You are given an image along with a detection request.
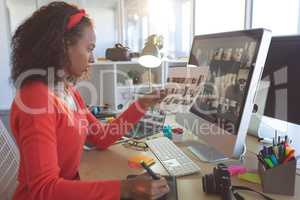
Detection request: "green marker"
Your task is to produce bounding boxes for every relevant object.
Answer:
[264,157,274,168]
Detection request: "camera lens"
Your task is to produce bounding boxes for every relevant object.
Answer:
[202,174,217,194]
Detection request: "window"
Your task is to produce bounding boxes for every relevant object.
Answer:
[252,0,300,36]
[195,0,245,35]
[124,0,193,58]
[123,0,148,52]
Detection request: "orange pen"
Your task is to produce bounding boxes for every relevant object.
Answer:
[283,149,295,164]
[285,146,293,156]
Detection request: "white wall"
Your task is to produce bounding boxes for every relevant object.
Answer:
[37,0,82,7]
[37,0,118,57]
[7,0,118,58]
[0,0,14,110]
[87,6,117,57]
[7,0,36,34]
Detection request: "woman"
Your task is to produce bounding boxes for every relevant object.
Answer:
[10,2,169,200]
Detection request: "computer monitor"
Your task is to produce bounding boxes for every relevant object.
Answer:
[249,36,300,148]
[176,29,271,162]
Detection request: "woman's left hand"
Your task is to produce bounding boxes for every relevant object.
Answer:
[137,89,167,110]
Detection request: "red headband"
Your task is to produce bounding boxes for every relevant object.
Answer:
[66,9,86,30]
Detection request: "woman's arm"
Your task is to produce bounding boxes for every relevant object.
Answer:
[73,89,166,150]
[84,100,146,150]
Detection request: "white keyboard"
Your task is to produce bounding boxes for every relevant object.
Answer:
[146,137,201,177]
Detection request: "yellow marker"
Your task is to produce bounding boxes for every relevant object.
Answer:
[128,155,155,169]
[238,172,261,185]
[106,117,115,123]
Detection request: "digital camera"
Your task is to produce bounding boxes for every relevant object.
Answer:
[202,163,233,200]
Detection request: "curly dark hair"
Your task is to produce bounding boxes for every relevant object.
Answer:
[11,1,93,87]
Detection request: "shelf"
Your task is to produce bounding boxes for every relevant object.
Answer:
[79,60,173,111]
[116,84,162,89]
[92,58,186,66]
[91,60,140,65]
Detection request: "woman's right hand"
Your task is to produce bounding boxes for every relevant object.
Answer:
[137,89,167,110]
[121,174,170,200]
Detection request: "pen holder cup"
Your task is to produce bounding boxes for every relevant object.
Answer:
[258,158,296,196]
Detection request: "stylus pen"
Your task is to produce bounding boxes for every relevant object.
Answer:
[140,161,160,180]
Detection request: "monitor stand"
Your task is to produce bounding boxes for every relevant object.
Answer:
[186,140,228,163]
[175,112,230,163]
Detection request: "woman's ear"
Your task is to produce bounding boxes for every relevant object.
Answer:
[65,38,76,60]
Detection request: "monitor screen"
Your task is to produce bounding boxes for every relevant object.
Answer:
[189,30,264,135]
[261,36,300,125]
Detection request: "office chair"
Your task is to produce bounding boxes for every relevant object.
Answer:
[0,119,19,200]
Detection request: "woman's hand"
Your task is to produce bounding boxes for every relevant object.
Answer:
[121,174,170,200]
[137,89,167,110]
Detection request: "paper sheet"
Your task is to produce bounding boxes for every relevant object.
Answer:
[159,67,209,113]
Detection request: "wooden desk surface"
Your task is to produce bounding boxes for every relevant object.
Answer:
[79,117,300,200]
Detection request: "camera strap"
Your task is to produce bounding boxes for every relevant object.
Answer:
[232,185,276,200]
